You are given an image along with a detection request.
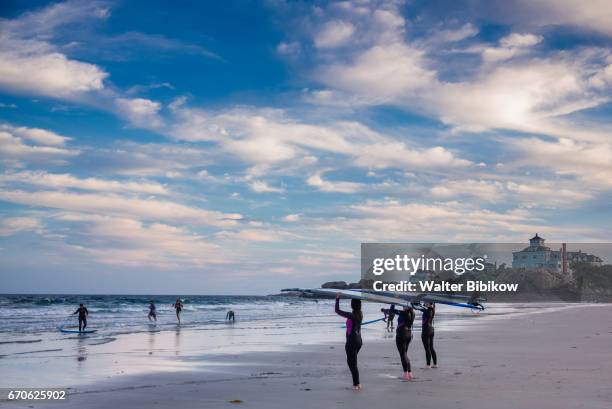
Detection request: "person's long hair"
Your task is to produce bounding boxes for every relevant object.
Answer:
[351,299,363,322]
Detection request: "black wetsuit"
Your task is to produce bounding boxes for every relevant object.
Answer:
[148,303,157,320]
[226,310,235,322]
[335,298,362,386]
[73,306,88,332]
[421,306,437,366]
[384,306,396,330]
[395,308,414,372]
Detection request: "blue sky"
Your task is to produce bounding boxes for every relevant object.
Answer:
[0,0,611,294]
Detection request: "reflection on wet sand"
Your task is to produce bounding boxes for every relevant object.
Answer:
[148,328,156,356]
[76,335,87,364]
[174,325,181,356]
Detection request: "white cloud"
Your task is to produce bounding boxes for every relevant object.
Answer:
[306,172,364,193]
[277,41,301,55]
[431,23,479,43]
[215,228,293,242]
[283,213,301,222]
[2,125,71,146]
[482,33,543,62]
[115,98,163,128]
[169,106,471,172]
[0,190,242,227]
[249,180,285,193]
[318,199,588,242]
[0,1,109,98]
[0,171,169,195]
[0,217,42,236]
[0,128,78,165]
[319,43,435,101]
[514,0,612,37]
[55,214,226,268]
[507,136,612,188]
[430,179,505,202]
[314,20,355,48]
[429,177,594,206]
[0,48,107,97]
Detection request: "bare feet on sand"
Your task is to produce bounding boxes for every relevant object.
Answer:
[402,372,413,380]
[352,384,362,391]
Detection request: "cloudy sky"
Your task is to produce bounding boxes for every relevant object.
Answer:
[0,0,611,294]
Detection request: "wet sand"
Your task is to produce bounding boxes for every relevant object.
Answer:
[3,304,612,409]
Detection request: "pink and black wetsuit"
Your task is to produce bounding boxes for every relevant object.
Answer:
[335,298,362,386]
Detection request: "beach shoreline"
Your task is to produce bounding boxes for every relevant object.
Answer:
[2,303,611,409]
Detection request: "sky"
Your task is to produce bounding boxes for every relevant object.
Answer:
[0,0,611,294]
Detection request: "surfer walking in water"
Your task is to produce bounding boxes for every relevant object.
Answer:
[335,293,363,390]
[173,298,183,324]
[414,302,437,368]
[395,305,415,380]
[381,304,397,332]
[148,301,157,322]
[73,303,89,333]
[225,310,235,322]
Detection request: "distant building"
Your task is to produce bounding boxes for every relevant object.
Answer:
[566,250,603,266]
[512,234,603,273]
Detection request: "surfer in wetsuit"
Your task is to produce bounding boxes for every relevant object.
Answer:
[335,294,363,390]
[381,304,397,332]
[225,310,235,322]
[148,301,157,322]
[73,303,88,332]
[173,298,183,324]
[396,305,415,380]
[414,302,437,368]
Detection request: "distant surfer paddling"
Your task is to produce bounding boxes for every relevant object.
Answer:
[414,302,437,368]
[395,305,415,380]
[73,303,89,333]
[173,298,183,324]
[148,301,157,322]
[335,293,363,390]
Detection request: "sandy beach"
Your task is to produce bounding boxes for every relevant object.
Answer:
[2,303,610,409]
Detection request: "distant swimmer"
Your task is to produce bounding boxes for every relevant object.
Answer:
[381,304,397,332]
[225,310,235,322]
[148,301,157,322]
[395,305,415,380]
[173,298,183,324]
[335,293,363,390]
[73,303,89,333]
[414,302,437,368]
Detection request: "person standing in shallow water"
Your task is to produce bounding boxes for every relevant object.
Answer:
[148,301,157,322]
[395,305,415,380]
[173,298,183,324]
[381,304,397,332]
[73,303,88,332]
[335,294,363,390]
[225,310,235,322]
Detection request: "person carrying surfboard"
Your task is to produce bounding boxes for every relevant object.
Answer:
[395,305,415,380]
[73,303,89,333]
[335,293,363,390]
[173,298,183,324]
[414,302,437,368]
